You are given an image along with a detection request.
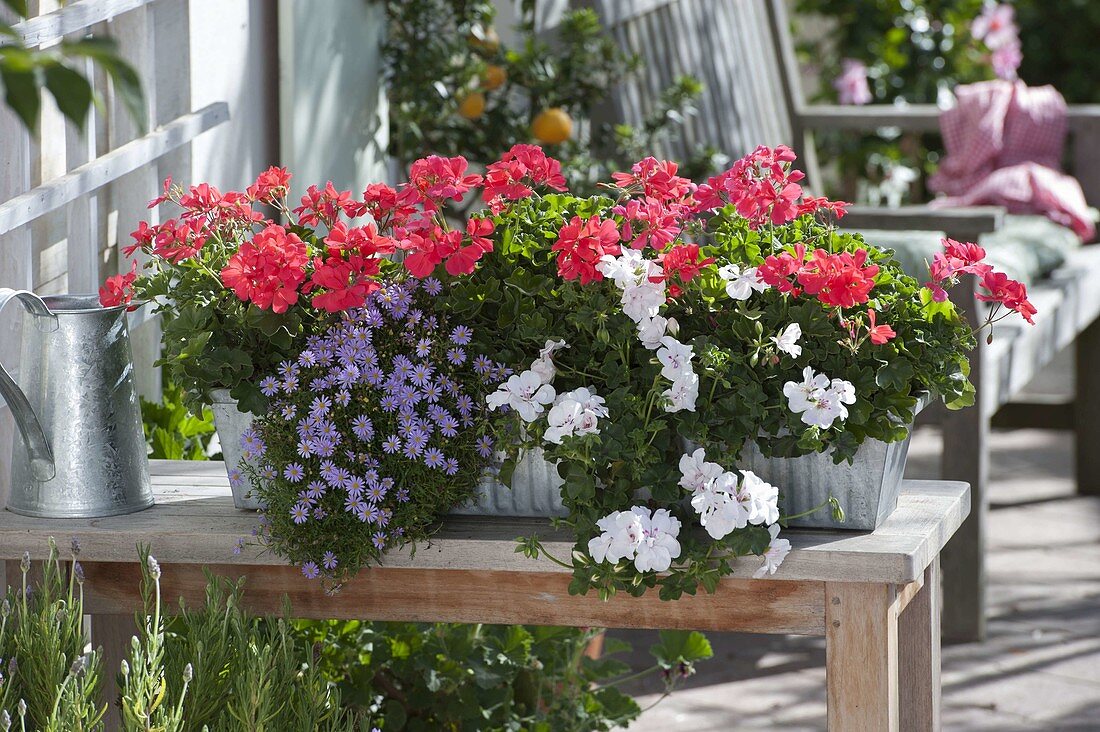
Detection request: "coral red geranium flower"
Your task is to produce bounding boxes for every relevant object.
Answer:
[976,270,1037,324]
[482,144,567,206]
[221,224,309,313]
[408,155,482,207]
[307,254,382,312]
[551,215,622,284]
[99,260,138,308]
[247,166,292,204]
[867,309,896,345]
[660,243,715,284]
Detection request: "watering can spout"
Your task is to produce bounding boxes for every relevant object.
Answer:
[0,289,57,482]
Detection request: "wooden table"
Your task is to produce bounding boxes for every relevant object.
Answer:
[0,461,969,731]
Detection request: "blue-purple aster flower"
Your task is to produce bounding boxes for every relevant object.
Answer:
[322,551,338,570]
[409,363,434,387]
[372,532,386,550]
[310,396,332,419]
[438,416,459,439]
[352,415,374,441]
[446,348,466,366]
[298,350,318,367]
[382,435,401,454]
[280,404,297,421]
[284,463,305,483]
[290,503,309,524]
[259,376,280,397]
[282,376,300,393]
[415,338,433,358]
[472,355,493,376]
[476,435,494,459]
[423,448,446,469]
[278,361,300,379]
[451,325,473,345]
[301,561,320,579]
[423,277,443,296]
[443,458,460,476]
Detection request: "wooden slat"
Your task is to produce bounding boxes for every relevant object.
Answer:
[0,470,970,585]
[841,205,1004,241]
[81,562,827,634]
[12,0,153,46]
[826,582,900,730]
[0,102,228,236]
[899,560,942,732]
[800,103,1100,135]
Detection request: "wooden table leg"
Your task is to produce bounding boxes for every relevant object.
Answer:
[899,559,942,732]
[89,612,136,731]
[826,582,900,731]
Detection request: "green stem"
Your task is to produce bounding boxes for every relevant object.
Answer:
[781,497,832,523]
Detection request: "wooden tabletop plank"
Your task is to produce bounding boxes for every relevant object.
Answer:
[0,461,969,584]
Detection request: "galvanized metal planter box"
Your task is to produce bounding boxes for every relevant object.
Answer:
[453,448,567,518]
[209,389,264,511]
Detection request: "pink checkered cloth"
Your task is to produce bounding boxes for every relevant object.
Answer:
[929,80,1095,241]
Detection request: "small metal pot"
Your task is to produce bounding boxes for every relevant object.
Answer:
[453,448,567,517]
[208,389,263,510]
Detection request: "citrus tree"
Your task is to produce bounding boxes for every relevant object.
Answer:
[381,0,719,195]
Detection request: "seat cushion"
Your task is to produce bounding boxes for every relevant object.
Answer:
[854,215,1081,286]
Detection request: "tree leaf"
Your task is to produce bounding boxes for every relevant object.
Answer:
[44,62,92,128]
[0,63,37,130]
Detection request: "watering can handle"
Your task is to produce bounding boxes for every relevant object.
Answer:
[0,289,57,481]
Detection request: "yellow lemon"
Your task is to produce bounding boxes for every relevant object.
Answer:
[531,108,573,145]
[482,64,507,91]
[457,92,486,120]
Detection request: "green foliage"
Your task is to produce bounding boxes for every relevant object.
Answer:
[297,620,703,731]
[0,2,145,133]
[0,539,107,731]
[140,381,218,461]
[382,0,719,194]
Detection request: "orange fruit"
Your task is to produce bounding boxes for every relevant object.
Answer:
[457,92,486,120]
[482,64,507,91]
[531,108,573,145]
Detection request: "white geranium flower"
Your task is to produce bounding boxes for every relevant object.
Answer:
[485,370,557,422]
[636,315,669,350]
[598,249,661,289]
[678,448,724,493]
[740,470,780,525]
[631,506,682,573]
[529,339,568,385]
[663,371,699,413]
[830,378,856,406]
[543,387,607,444]
[691,472,750,540]
[656,336,694,380]
[753,523,792,579]
[718,263,768,300]
[587,510,643,564]
[772,323,803,358]
[620,281,665,323]
[782,366,830,413]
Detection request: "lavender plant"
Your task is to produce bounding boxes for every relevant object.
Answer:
[241,278,505,585]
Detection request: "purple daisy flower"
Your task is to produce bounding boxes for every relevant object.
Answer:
[301,561,320,579]
[372,532,387,550]
[456,394,475,415]
[346,475,366,497]
[228,469,243,488]
[280,404,297,421]
[415,338,433,358]
[443,458,460,476]
[450,325,473,345]
[260,464,277,480]
[298,350,318,367]
[306,481,326,500]
[409,363,434,388]
[335,389,352,407]
[282,376,300,393]
[396,486,410,503]
[405,430,429,454]
[259,376,280,397]
[382,435,401,454]
[296,440,315,460]
[438,416,459,438]
[379,394,399,412]
[284,463,306,483]
[472,355,493,376]
[322,551,338,570]
[476,435,494,458]
[290,502,310,524]
[423,448,446,469]
[420,383,443,403]
[352,415,374,441]
[278,361,300,379]
[363,365,385,385]
[423,277,443,295]
[366,483,387,502]
[310,396,332,419]
[446,347,466,366]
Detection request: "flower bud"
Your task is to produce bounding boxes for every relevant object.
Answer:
[70,537,81,557]
[16,700,25,718]
[1,709,10,731]
[69,656,86,679]
[146,555,161,580]
[120,659,130,677]
[1,600,9,618]
[183,663,193,683]
[19,552,29,574]
[74,562,85,585]
[666,317,679,335]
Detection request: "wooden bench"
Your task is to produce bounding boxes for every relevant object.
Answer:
[577,0,1100,642]
[0,460,969,730]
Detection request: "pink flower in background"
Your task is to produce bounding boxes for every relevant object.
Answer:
[991,41,1022,80]
[971,3,1018,50]
[834,59,872,106]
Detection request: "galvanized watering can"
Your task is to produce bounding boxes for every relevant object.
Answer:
[0,290,152,517]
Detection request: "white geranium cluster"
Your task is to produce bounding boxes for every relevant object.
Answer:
[487,339,608,445]
[587,506,682,572]
[678,448,779,538]
[782,366,857,429]
[598,250,699,413]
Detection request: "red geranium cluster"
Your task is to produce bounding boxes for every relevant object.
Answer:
[483,144,567,212]
[756,244,880,309]
[695,145,848,228]
[925,238,1036,324]
[611,157,697,251]
[221,224,310,314]
[551,215,622,284]
[98,260,138,308]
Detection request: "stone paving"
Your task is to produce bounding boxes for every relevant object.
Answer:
[618,426,1100,730]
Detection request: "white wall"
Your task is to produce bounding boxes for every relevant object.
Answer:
[278,0,389,197]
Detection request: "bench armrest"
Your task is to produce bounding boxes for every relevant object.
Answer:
[797,104,941,133]
[840,205,1004,242]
